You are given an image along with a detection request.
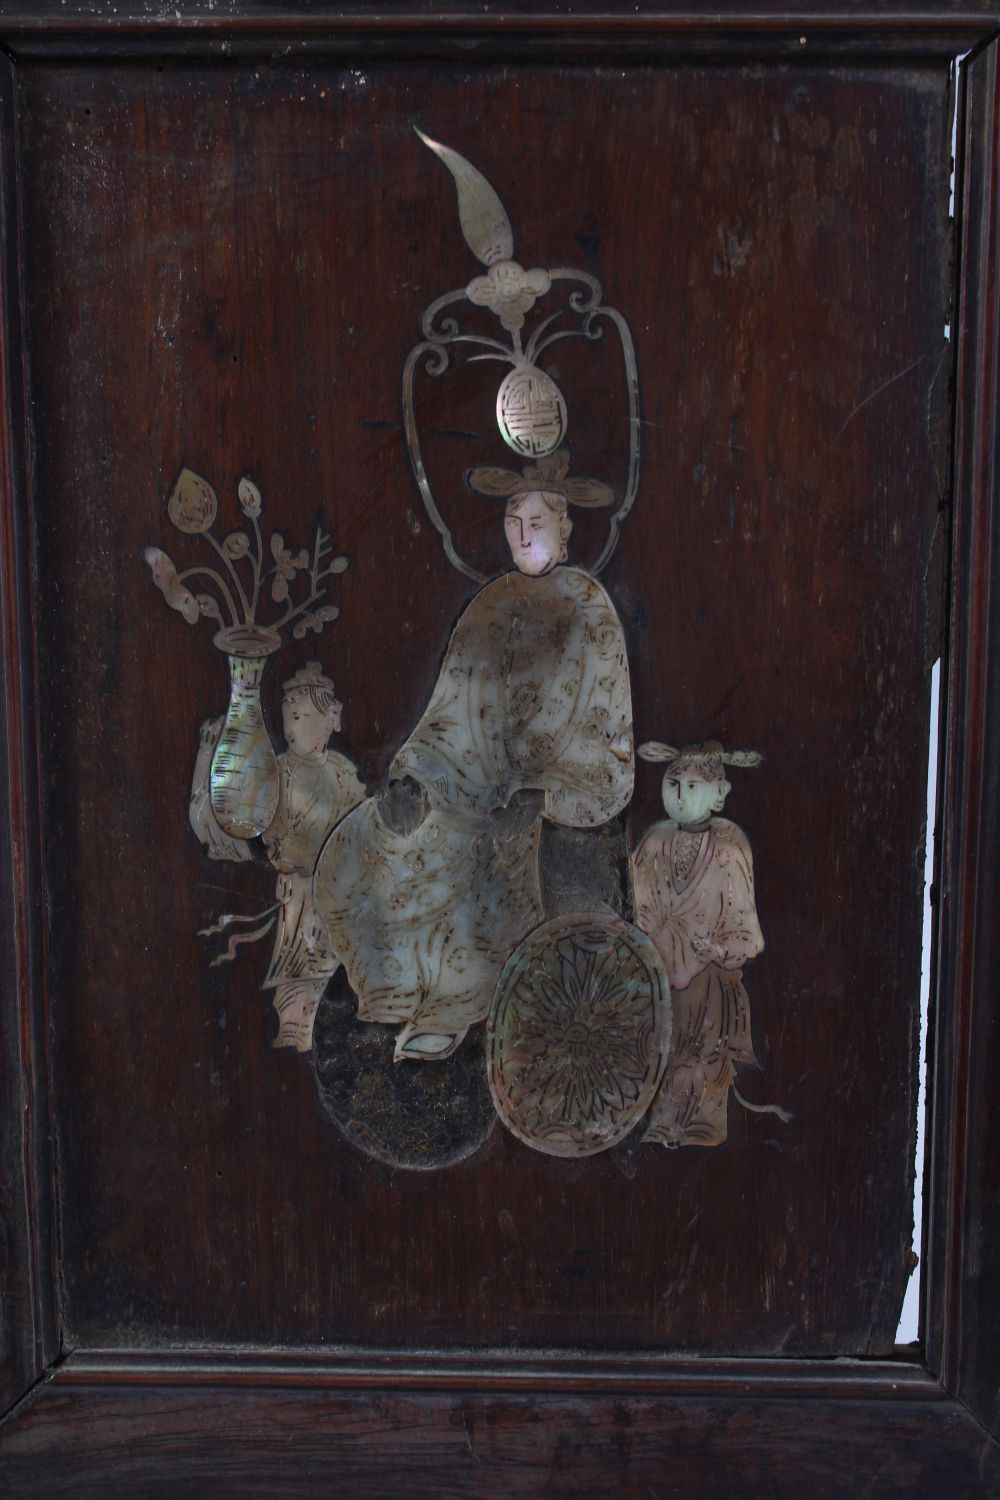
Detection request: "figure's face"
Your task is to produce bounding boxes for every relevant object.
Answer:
[283,692,340,755]
[504,491,570,576]
[660,773,728,826]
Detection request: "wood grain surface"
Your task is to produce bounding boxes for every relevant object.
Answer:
[0,4,996,63]
[0,51,58,1419]
[14,54,950,1356]
[2,1371,1000,1499]
[3,8,1000,1496]
[927,37,1000,1440]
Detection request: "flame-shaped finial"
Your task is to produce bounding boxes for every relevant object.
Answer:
[415,127,514,267]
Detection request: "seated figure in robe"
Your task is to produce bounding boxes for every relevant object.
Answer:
[314,453,634,1061]
[631,741,763,1147]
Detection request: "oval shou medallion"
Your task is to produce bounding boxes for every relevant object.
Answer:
[496,363,568,457]
[487,914,671,1157]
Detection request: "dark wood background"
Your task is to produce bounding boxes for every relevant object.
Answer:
[1,1372,997,1500]
[1,4,1000,1497]
[14,54,948,1357]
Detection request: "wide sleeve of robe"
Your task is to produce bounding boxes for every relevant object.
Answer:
[390,567,634,827]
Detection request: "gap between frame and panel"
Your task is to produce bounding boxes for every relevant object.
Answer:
[924,31,1000,1431]
[47,1347,946,1397]
[895,40,972,1358]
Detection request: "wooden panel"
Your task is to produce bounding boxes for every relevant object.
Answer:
[0,4,996,64]
[928,39,1000,1434]
[0,53,57,1415]
[15,54,949,1356]
[1,1371,999,1500]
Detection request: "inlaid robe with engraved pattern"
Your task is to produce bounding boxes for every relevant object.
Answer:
[631,816,763,1146]
[315,566,634,1054]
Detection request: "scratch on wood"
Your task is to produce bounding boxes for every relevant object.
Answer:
[833,355,927,443]
[462,1411,480,1464]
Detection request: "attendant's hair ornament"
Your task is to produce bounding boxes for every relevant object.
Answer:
[638,740,764,779]
[283,660,339,714]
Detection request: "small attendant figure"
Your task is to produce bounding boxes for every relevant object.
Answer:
[192,662,365,1052]
[261,663,366,1051]
[631,740,765,1147]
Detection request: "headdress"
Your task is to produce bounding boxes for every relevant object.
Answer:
[468,449,614,510]
[403,131,640,582]
[638,740,763,782]
[282,661,336,698]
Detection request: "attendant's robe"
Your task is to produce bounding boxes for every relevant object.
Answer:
[631,816,763,1146]
[262,748,366,990]
[314,566,634,1053]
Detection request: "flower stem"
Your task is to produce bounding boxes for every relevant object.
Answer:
[175,566,241,627]
[271,528,329,630]
[248,512,264,618]
[271,587,323,631]
[206,533,252,622]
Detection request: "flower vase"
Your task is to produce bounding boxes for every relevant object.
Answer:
[209,624,283,839]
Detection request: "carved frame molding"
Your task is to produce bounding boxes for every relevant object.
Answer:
[1,7,999,1495]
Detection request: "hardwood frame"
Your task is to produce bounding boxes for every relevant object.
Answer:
[1,5,1000,1494]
